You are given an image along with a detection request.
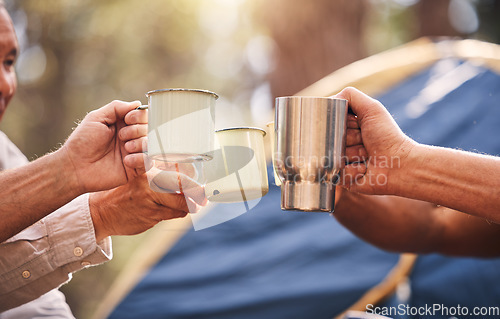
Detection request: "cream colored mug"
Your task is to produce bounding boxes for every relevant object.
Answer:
[140,88,218,163]
[203,127,269,203]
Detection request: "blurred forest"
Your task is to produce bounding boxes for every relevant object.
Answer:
[1,0,499,318]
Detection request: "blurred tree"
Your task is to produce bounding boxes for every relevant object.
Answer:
[1,1,74,157]
[416,0,460,37]
[475,0,500,43]
[261,0,500,100]
[259,0,369,97]
[2,0,260,158]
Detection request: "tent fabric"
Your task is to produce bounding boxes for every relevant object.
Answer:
[110,169,400,319]
[110,56,500,318]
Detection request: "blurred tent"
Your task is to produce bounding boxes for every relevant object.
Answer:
[92,37,500,319]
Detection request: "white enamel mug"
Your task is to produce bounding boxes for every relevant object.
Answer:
[144,88,218,163]
[203,127,269,203]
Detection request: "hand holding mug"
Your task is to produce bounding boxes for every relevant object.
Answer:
[62,100,148,193]
[89,173,207,241]
[335,87,416,195]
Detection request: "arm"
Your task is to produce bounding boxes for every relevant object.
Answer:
[0,151,81,243]
[0,100,146,242]
[0,194,113,312]
[334,188,500,257]
[393,144,500,223]
[336,87,500,223]
[90,172,207,242]
[0,170,206,311]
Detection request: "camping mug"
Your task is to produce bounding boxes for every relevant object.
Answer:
[140,88,218,163]
[274,96,348,212]
[204,127,269,203]
[266,121,281,187]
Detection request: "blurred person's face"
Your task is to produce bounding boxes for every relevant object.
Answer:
[0,7,18,123]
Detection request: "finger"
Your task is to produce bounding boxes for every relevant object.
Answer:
[114,100,142,119]
[185,197,202,214]
[345,144,368,163]
[156,197,190,219]
[148,170,207,206]
[125,109,148,125]
[165,193,190,213]
[346,128,363,146]
[335,87,386,122]
[153,162,197,179]
[339,162,367,188]
[155,193,201,216]
[162,209,189,220]
[124,137,148,153]
[347,114,360,129]
[88,100,142,125]
[153,162,177,171]
[123,153,147,173]
[119,124,148,141]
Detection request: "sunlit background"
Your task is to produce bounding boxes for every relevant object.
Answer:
[1,0,499,318]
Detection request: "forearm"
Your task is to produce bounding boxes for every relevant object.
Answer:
[0,194,112,311]
[335,189,500,257]
[392,144,500,222]
[0,148,81,242]
[334,189,440,254]
[430,206,500,257]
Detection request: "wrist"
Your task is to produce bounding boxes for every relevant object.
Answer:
[386,139,422,196]
[89,192,111,242]
[54,146,86,196]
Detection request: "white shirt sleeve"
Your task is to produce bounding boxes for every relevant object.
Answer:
[0,194,113,312]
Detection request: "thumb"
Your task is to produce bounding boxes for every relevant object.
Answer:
[88,100,142,125]
[334,87,387,123]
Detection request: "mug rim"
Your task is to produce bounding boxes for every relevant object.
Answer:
[146,88,219,100]
[275,96,347,103]
[216,126,266,136]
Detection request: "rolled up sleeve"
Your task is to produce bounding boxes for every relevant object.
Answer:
[0,193,112,312]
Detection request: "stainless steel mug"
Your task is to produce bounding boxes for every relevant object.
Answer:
[274,96,348,212]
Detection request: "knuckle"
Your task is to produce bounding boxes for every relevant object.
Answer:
[127,140,136,151]
[343,86,357,94]
[170,210,188,219]
[139,124,148,135]
[170,194,188,211]
[110,99,124,105]
[142,138,148,151]
[132,125,140,136]
[119,127,128,139]
[125,112,134,124]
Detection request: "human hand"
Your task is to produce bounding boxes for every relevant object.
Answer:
[89,172,207,241]
[148,162,199,193]
[121,106,149,173]
[61,100,147,193]
[335,87,416,195]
